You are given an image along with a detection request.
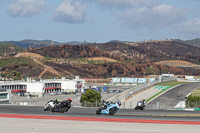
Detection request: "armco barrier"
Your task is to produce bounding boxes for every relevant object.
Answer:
[146,101,200,110]
[125,80,160,101]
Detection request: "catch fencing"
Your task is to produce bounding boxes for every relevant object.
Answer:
[145,101,200,110]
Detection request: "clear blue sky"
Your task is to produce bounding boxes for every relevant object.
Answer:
[0,0,200,43]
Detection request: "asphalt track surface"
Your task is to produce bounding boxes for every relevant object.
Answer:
[0,105,200,122]
[147,82,200,109]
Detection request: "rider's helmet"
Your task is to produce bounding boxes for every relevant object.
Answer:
[117,101,121,106]
[68,98,72,102]
[142,99,145,102]
[55,99,59,103]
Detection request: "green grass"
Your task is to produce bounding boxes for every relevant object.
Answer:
[156,81,187,86]
[0,57,30,67]
[0,57,40,68]
[146,81,187,102]
[0,43,23,56]
[191,88,200,96]
[146,90,166,102]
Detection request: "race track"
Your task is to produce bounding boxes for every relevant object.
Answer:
[147,82,200,109]
[0,105,200,121]
[1,105,200,133]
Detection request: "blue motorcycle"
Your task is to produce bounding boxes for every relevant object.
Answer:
[96,101,121,115]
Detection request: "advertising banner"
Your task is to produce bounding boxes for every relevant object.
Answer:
[138,78,147,83]
[121,78,137,83]
[111,78,121,83]
[149,78,156,83]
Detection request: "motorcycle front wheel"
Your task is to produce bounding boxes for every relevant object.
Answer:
[141,106,145,110]
[96,108,101,115]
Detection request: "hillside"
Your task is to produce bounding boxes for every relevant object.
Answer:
[174,38,200,48]
[26,41,200,78]
[0,57,43,80]
[86,40,200,64]
[0,43,23,57]
[1,40,200,80]
[156,60,197,67]
[28,44,125,61]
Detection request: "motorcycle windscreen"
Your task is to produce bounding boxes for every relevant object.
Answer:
[137,102,142,106]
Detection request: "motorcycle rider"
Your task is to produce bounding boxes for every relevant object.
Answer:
[67,98,72,109]
[102,100,108,109]
[138,99,145,107]
[141,99,146,106]
[55,98,60,104]
[116,101,121,108]
[68,98,72,102]
[53,98,60,107]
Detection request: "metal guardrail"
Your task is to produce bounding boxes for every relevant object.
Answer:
[146,101,200,110]
[125,80,160,100]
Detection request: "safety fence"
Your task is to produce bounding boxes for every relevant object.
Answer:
[72,100,101,108]
[125,80,160,101]
[146,101,200,110]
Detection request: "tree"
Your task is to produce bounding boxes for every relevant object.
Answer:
[111,69,118,77]
[80,89,102,107]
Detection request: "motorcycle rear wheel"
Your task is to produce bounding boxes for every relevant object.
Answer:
[44,108,49,111]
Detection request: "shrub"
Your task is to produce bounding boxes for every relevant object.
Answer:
[186,95,200,108]
[80,89,102,107]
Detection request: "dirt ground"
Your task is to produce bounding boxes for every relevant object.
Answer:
[156,60,197,67]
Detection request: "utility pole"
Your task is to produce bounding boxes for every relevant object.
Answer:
[117,75,121,101]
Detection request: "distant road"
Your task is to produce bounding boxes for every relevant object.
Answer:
[147,82,200,109]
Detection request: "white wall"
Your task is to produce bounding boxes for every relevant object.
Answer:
[26,82,44,93]
[61,80,76,91]
[185,76,194,79]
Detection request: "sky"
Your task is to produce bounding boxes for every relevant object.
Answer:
[0,0,200,43]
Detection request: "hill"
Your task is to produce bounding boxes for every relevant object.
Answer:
[155,60,197,67]
[0,57,43,80]
[86,40,200,64]
[0,39,89,49]
[0,39,60,49]
[0,43,23,57]
[26,41,200,78]
[174,38,200,48]
[1,40,200,79]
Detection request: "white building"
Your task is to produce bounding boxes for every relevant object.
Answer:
[0,90,9,104]
[0,77,85,97]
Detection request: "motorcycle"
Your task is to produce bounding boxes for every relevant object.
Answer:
[96,101,120,115]
[44,100,56,111]
[51,100,72,113]
[135,101,145,110]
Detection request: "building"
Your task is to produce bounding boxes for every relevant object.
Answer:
[0,90,10,104]
[0,77,85,97]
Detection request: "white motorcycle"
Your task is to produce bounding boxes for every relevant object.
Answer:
[44,100,56,111]
[135,101,145,110]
